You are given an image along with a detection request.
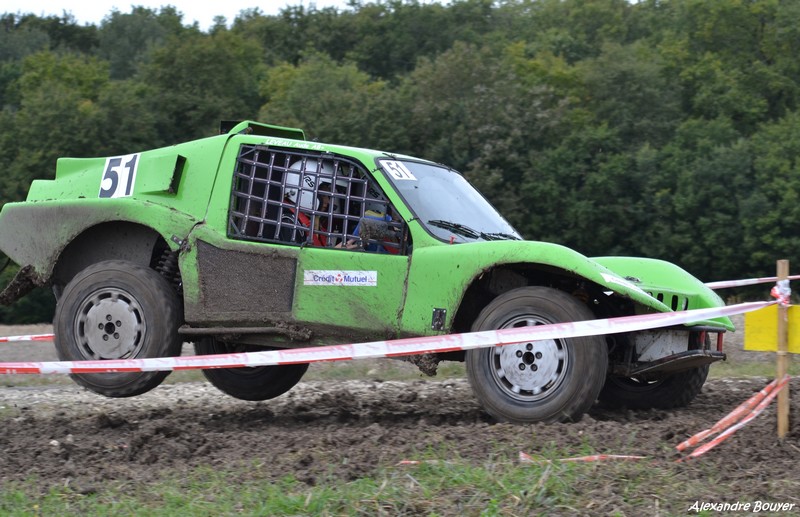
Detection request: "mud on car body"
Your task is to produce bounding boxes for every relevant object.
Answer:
[0,120,733,423]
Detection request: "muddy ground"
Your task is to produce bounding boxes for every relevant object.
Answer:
[1,317,799,515]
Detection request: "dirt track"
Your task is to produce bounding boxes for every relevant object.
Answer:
[1,320,799,514]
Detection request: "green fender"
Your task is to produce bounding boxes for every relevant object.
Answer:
[0,199,199,282]
[401,240,731,334]
[592,256,733,330]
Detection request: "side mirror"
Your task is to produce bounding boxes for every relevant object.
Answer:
[357,217,392,250]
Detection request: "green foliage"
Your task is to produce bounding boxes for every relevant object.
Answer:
[258,52,397,148]
[141,30,264,142]
[97,7,177,80]
[577,42,682,147]
[0,51,114,205]
[742,110,800,269]
[1,13,98,55]
[0,14,51,62]
[2,0,800,321]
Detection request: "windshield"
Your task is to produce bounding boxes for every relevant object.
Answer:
[378,159,521,242]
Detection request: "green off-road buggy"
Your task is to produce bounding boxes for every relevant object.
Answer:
[0,121,732,423]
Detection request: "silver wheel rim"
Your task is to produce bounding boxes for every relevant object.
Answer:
[489,315,569,402]
[74,287,146,360]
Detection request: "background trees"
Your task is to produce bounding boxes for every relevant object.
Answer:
[1,0,799,322]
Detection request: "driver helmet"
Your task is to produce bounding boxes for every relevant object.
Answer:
[285,160,349,212]
[365,182,389,217]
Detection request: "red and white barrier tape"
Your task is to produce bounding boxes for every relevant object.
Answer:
[676,377,779,452]
[396,460,446,466]
[0,300,771,375]
[771,280,792,307]
[0,333,55,343]
[519,451,647,464]
[680,375,790,461]
[705,274,800,290]
[397,453,648,466]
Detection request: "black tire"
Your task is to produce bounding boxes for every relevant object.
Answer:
[54,260,182,397]
[195,338,308,401]
[465,287,607,424]
[598,365,709,410]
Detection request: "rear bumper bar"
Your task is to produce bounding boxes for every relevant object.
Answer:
[612,349,726,378]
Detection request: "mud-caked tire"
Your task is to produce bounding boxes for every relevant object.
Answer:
[195,338,308,401]
[54,260,182,397]
[598,365,709,410]
[465,287,607,424]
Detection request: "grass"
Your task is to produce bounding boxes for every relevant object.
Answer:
[707,359,798,379]
[0,451,682,516]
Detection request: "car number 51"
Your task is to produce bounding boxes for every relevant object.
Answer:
[99,154,139,198]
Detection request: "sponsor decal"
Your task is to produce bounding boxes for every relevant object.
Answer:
[303,270,378,286]
[262,138,326,151]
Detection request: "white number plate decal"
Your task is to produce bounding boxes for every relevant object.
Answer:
[382,160,417,181]
[99,154,139,198]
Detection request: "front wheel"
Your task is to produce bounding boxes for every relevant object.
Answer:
[195,338,308,401]
[465,287,607,423]
[54,260,182,397]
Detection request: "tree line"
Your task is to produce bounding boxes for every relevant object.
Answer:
[1,0,799,322]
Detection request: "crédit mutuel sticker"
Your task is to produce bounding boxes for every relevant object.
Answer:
[303,270,378,286]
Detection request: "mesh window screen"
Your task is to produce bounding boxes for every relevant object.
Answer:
[228,145,405,254]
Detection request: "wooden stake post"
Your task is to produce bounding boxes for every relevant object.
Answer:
[777,260,790,438]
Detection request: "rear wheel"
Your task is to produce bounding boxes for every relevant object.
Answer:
[195,338,308,401]
[54,260,182,397]
[465,287,607,423]
[598,366,709,410]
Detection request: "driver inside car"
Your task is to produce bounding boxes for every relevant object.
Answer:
[281,160,347,247]
[338,197,402,253]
